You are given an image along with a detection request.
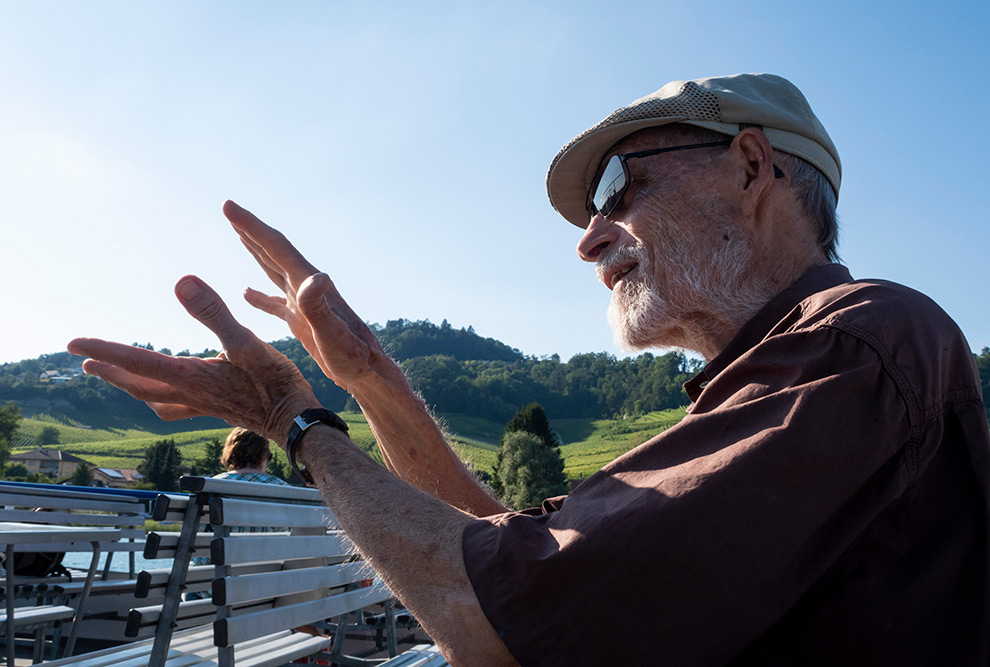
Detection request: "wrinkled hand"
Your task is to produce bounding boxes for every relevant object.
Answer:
[68,275,319,444]
[223,200,396,393]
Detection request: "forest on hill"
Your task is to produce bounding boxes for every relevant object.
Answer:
[0,319,704,427]
[2,319,988,432]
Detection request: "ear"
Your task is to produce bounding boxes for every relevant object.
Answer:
[730,127,779,218]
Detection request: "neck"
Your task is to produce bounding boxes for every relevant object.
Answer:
[679,252,825,361]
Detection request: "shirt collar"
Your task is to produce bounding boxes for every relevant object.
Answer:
[683,263,853,402]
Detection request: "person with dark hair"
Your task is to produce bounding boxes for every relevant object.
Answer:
[214,426,289,486]
[71,73,989,665]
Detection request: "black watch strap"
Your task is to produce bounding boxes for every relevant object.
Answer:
[285,408,349,486]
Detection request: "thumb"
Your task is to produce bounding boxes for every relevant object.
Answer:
[297,273,337,320]
[175,276,256,356]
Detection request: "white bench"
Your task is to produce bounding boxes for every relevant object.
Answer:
[0,483,150,660]
[0,482,150,579]
[44,476,445,666]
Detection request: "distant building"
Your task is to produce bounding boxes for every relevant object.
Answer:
[9,447,90,480]
[38,370,73,383]
[92,468,143,489]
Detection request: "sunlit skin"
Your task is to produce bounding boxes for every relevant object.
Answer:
[577,126,827,360]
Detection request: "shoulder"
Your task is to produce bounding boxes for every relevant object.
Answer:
[786,276,980,414]
[794,277,957,342]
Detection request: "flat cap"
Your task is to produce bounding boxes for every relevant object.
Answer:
[546,73,841,228]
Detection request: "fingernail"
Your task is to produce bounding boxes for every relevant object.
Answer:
[177,277,203,301]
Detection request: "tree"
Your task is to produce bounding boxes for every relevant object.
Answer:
[503,403,561,449]
[976,347,990,424]
[4,463,28,479]
[139,438,182,491]
[495,431,568,510]
[0,401,22,476]
[190,437,225,477]
[493,402,568,509]
[267,451,289,482]
[38,425,60,446]
[69,463,94,486]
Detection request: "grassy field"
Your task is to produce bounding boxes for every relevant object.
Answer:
[10,406,688,481]
[10,410,384,471]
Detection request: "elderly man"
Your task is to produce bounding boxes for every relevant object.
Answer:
[70,73,989,665]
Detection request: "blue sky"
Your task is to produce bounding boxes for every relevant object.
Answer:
[1,1,988,366]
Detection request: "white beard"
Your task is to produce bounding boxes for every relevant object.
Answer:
[601,201,768,355]
[604,244,672,351]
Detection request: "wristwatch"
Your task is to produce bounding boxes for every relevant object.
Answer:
[285,408,349,486]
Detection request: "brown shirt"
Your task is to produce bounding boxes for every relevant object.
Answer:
[462,264,990,666]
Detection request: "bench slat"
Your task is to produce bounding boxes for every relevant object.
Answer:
[0,603,74,625]
[0,510,143,527]
[227,631,333,667]
[144,531,218,559]
[212,533,352,565]
[214,562,370,605]
[33,627,216,667]
[377,644,447,667]
[10,539,115,552]
[0,491,144,515]
[134,561,286,597]
[216,583,390,647]
[210,496,337,529]
[127,597,280,637]
[181,476,323,502]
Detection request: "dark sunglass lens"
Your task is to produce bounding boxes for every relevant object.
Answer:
[592,155,627,217]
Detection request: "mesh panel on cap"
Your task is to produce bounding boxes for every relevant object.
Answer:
[593,82,720,136]
[550,82,723,178]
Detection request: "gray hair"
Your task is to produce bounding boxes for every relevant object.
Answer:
[773,151,840,262]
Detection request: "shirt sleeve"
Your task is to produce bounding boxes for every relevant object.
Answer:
[462,327,913,666]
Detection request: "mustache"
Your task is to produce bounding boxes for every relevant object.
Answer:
[596,244,649,283]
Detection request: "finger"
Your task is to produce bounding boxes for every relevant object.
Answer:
[239,237,288,292]
[243,287,289,320]
[174,275,259,358]
[71,338,177,381]
[223,200,320,278]
[146,401,203,421]
[79,358,189,405]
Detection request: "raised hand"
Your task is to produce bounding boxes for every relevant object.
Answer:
[223,200,400,394]
[68,275,319,444]
[223,201,505,515]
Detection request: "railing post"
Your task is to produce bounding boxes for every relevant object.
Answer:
[148,493,205,667]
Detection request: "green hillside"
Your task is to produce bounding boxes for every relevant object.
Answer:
[11,406,687,482]
[5,325,984,490]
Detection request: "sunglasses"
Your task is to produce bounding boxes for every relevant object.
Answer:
[585,140,785,221]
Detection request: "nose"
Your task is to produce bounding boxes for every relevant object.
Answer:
[577,212,619,262]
